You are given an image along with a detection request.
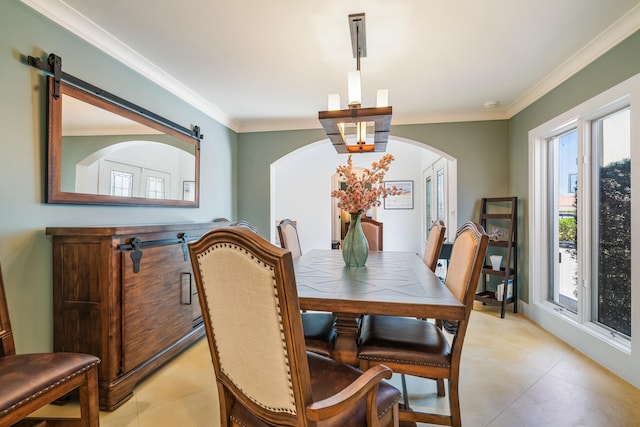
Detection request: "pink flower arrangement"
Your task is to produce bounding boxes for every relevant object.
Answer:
[331,154,401,214]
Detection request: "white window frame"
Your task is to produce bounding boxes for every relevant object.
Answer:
[528,73,640,387]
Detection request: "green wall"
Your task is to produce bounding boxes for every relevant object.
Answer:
[0,1,237,352]
[238,122,510,251]
[510,29,640,301]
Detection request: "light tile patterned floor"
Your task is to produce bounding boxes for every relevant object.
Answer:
[31,302,640,426]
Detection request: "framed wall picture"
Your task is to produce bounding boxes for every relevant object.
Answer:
[384,180,414,209]
[183,181,195,201]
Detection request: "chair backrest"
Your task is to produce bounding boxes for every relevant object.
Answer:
[0,264,16,357]
[442,222,488,346]
[422,220,446,271]
[277,218,302,259]
[360,218,383,251]
[189,227,312,426]
[445,222,488,311]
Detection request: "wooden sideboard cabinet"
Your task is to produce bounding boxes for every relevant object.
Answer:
[46,222,225,410]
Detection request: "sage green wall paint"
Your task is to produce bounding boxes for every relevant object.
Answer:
[510,29,640,303]
[238,121,510,241]
[237,129,327,235]
[0,1,237,352]
[391,121,510,226]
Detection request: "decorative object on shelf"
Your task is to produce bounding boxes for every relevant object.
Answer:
[490,255,502,271]
[331,154,401,266]
[488,227,506,240]
[318,13,392,153]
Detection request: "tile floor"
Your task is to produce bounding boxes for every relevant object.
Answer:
[32,302,640,426]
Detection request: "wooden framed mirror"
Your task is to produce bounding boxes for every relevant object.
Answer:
[47,76,200,207]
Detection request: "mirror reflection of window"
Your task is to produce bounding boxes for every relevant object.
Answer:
[146,176,166,199]
[110,170,133,197]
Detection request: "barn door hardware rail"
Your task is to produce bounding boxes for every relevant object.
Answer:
[117,233,195,273]
[25,52,203,142]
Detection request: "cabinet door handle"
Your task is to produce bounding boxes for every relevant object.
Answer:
[181,273,192,305]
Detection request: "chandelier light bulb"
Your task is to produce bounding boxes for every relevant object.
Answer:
[348,70,362,107]
[376,89,388,107]
[328,93,341,110]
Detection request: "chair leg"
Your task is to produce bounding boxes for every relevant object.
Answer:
[449,374,461,427]
[79,367,100,427]
[400,373,410,410]
[436,378,445,397]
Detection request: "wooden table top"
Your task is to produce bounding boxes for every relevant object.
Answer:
[294,249,466,321]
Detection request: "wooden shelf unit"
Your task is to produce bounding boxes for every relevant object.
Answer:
[475,197,518,318]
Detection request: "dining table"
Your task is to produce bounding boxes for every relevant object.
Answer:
[293,249,466,366]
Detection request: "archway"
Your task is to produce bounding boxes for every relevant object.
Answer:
[270,137,457,254]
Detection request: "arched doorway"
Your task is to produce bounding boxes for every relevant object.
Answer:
[270,137,457,254]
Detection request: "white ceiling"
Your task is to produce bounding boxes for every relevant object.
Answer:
[22,0,640,133]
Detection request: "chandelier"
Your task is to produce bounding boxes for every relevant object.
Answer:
[318,13,392,153]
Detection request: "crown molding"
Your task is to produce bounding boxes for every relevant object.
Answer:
[21,0,640,133]
[237,109,510,133]
[20,0,240,132]
[506,3,640,118]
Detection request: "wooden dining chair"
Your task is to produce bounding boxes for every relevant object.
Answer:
[277,218,303,259]
[423,220,447,272]
[0,263,101,427]
[277,218,337,358]
[346,218,384,251]
[415,219,448,398]
[357,222,489,427]
[188,227,401,427]
[228,219,259,233]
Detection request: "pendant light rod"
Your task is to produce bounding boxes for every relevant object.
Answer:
[356,25,361,72]
[349,13,366,61]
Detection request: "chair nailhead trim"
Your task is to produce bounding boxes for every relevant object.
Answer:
[1,360,99,417]
[229,415,247,426]
[378,394,401,419]
[359,355,450,368]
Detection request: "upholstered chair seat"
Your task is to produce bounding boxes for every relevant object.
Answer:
[230,352,400,427]
[0,263,101,427]
[0,353,100,421]
[301,312,337,358]
[358,315,451,369]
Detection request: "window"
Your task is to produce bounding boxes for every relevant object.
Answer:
[543,109,631,337]
[436,168,445,221]
[548,129,578,313]
[530,73,638,361]
[593,108,631,337]
[425,175,433,228]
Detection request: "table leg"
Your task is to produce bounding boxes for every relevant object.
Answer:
[331,312,360,366]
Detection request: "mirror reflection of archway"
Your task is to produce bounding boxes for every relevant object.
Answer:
[270,137,457,254]
[71,140,195,200]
